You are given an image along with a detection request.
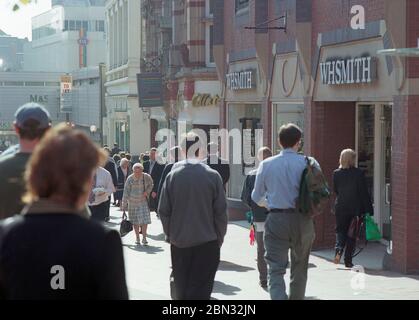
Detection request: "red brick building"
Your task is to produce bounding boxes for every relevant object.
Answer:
[214,0,419,274]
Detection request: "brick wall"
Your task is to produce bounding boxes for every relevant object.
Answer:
[391,95,419,273]
[224,0,256,56]
[306,101,356,248]
[406,0,419,78]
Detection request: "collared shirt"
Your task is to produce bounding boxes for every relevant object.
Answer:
[149,160,155,174]
[88,167,115,207]
[252,149,321,210]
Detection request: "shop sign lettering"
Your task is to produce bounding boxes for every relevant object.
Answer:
[319,56,377,85]
[30,95,49,103]
[226,69,256,90]
[192,94,220,107]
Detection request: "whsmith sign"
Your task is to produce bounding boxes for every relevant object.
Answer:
[319,56,377,85]
[226,69,256,90]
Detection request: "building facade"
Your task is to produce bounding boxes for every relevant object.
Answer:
[24,0,106,73]
[0,71,63,146]
[69,65,105,144]
[0,30,28,72]
[141,0,221,152]
[104,0,150,156]
[215,0,419,274]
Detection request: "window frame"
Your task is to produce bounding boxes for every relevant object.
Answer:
[205,0,215,67]
[235,0,250,15]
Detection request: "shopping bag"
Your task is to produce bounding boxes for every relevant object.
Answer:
[119,212,133,237]
[365,214,381,241]
[249,224,255,246]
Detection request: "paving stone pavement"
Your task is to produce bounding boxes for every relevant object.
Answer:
[105,206,419,300]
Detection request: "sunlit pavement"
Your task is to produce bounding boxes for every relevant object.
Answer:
[105,206,419,300]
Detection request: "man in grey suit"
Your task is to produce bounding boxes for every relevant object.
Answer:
[158,133,228,300]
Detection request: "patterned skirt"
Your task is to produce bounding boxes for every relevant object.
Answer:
[128,202,151,225]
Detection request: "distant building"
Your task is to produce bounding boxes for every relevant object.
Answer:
[0,30,28,72]
[104,0,149,155]
[23,0,106,73]
[0,71,63,145]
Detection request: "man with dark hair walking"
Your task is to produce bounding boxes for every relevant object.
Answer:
[202,142,230,189]
[143,148,165,212]
[158,133,228,300]
[252,123,321,300]
[0,103,51,219]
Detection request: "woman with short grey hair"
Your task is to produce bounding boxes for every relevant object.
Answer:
[122,163,153,245]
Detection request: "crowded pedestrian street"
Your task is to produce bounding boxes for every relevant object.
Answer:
[106,206,419,301]
[1,0,419,304]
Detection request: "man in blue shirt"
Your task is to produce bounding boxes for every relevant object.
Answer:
[252,123,321,300]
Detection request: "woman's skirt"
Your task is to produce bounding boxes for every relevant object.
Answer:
[128,202,151,225]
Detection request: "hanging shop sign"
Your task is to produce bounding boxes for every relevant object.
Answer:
[136,73,164,108]
[192,94,220,107]
[319,56,377,85]
[226,69,256,90]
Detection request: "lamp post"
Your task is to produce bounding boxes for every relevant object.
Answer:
[90,125,97,142]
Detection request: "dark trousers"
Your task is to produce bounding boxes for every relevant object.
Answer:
[255,230,268,283]
[171,240,220,300]
[335,214,356,263]
[89,201,108,221]
[105,199,111,219]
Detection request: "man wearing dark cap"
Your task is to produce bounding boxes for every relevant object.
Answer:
[0,103,51,219]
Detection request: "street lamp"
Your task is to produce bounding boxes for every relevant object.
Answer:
[90,125,97,141]
[0,58,3,70]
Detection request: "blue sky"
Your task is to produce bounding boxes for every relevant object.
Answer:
[0,0,52,40]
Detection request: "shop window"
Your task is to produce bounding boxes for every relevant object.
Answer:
[227,104,262,199]
[273,104,304,155]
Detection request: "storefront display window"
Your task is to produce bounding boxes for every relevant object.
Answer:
[273,104,304,154]
[227,104,261,199]
[357,105,375,201]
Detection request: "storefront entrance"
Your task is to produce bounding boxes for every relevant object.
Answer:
[356,104,392,240]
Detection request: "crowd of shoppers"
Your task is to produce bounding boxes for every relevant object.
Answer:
[0,102,374,300]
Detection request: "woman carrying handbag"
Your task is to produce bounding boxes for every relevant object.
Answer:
[332,149,373,268]
[122,163,153,245]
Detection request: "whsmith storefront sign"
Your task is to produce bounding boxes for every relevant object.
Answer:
[319,56,377,85]
[226,69,256,90]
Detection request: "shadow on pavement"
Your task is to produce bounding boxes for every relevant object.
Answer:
[147,233,167,242]
[104,221,121,227]
[212,280,241,296]
[218,260,254,272]
[363,269,419,280]
[123,244,164,254]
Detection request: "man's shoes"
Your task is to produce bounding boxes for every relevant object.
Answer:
[135,239,141,245]
[345,261,354,268]
[259,280,268,289]
[334,249,343,264]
